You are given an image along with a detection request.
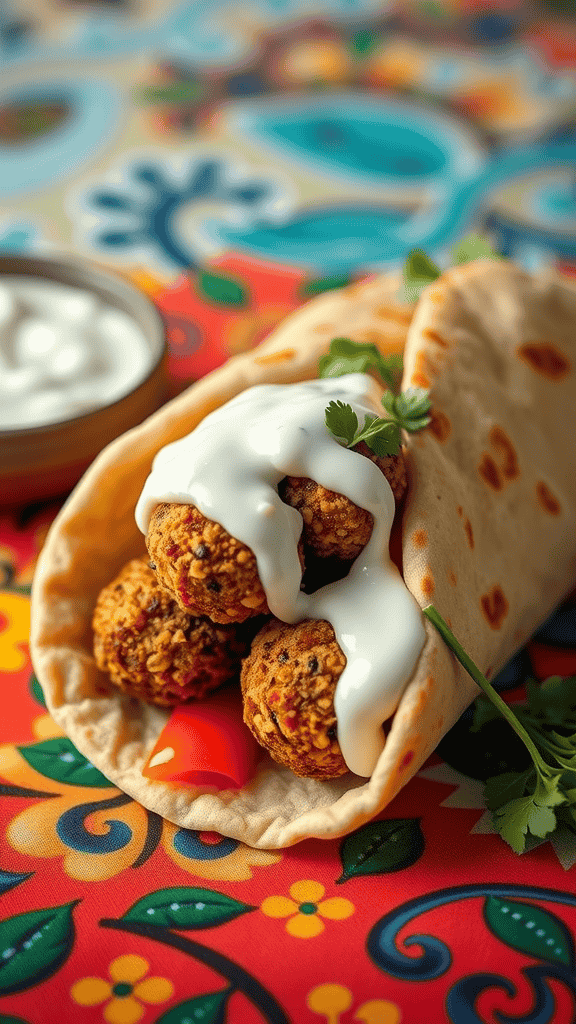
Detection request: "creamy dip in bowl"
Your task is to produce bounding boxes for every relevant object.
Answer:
[0,255,167,505]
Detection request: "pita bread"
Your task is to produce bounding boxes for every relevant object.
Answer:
[30,260,576,848]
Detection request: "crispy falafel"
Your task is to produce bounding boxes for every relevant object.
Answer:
[241,617,348,778]
[93,557,251,705]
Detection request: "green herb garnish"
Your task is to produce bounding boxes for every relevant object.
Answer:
[402,249,441,303]
[451,232,501,266]
[381,388,432,433]
[319,336,403,392]
[325,400,401,456]
[402,233,500,302]
[325,386,431,457]
[424,605,576,855]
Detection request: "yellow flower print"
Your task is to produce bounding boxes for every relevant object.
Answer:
[307,983,401,1024]
[162,819,281,880]
[71,954,173,1024]
[0,743,150,881]
[261,879,354,938]
[0,591,30,672]
[31,710,65,741]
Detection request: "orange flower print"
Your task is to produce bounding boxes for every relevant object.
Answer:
[0,591,30,672]
[261,879,354,938]
[71,954,173,1024]
[308,983,401,1023]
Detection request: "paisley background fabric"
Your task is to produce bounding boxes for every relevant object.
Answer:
[2,0,576,1020]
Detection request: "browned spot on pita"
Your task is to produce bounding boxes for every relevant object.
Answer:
[254,348,296,366]
[313,323,335,333]
[427,288,444,303]
[359,328,391,347]
[412,529,428,548]
[489,426,519,480]
[478,453,503,491]
[376,304,412,324]
[423,327,448,348]
[464,518,474,550]
[449,570,457,587]
[480,585,509,630]
[400,749,414,770]
[428,408,451,443]
[421,573,435,597]
[517,342,570,381]
[536,481,561,516]
[456,505,462,517]
[410,350,431,388]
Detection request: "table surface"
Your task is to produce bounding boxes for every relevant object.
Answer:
[2,3,576,1022]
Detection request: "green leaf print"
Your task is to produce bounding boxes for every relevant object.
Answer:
[0,901,79,994]
[196,271,247,308]
[155,989,231,1024]
[337,818,425,883]
[17,737,113,788]
[122,887,255,929]
[300,273,351,298]
[28,674,46,709]
[484,896,574,968]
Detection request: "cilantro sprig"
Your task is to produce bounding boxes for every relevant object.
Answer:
[402,233,501,303]
[319,337,403,391]
[424,605,576,855]
[325,386,431,457]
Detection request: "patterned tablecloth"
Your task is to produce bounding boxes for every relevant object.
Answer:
[2,2,576,1022]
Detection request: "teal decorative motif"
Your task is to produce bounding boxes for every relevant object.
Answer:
[0,900,79,994]
[122,887,255,930]
[337,818,425,883]
[0,869,33,897]
[79,156,284,274]
[17,737,113,788]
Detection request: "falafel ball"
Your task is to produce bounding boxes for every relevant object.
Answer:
[241,617,348,778]
[279,442,407,562]
[147,502,269,623]
[93,557,251,706]
[147,502,305,624]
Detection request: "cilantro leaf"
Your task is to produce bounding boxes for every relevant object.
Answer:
[352,415,401,456]
[324,400,358,446]
[318,337,402,391]
[381,388,431,432]
[494,796,558,854]
[325,403,401,456]
[402,249,441,303]
[451,232,500,265]
[424,605,576,855]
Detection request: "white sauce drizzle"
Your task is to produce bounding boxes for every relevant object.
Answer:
[0,277,154,430]
[136,374,426,777]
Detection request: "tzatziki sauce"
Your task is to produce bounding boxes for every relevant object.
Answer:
[0,277,154,430]
[136,374,426,777]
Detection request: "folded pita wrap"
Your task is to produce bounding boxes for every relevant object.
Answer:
[30,259,576,848]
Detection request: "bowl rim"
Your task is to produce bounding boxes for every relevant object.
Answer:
[0,253,167,438]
